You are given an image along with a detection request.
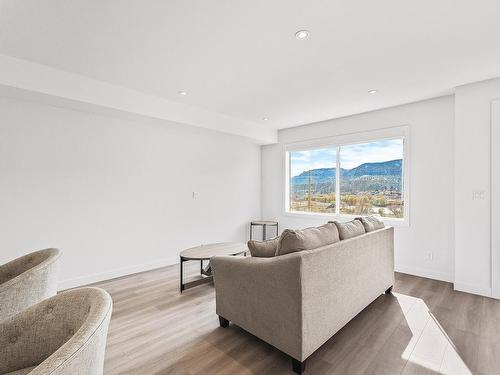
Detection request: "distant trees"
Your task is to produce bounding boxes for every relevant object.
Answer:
[310,193,336,203]
[388,206,403,218]
[372,195,388,207]
[340,195,371,215]
[291,191,404,219]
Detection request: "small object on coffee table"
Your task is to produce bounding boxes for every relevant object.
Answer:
[250,220,278,240]
[179,242,247,293]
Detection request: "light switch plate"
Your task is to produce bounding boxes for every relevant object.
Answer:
[472,190,486,200]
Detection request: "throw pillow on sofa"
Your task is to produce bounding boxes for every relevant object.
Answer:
[356,215,385,232]
[332,219,366,240]
[276,222,340,256]
[248,237,278,257]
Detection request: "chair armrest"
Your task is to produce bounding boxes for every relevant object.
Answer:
[0,248,60,290]
[211,254,303,359]
[0,287,112,375]
[0,249,61,321]
[0,298,68,373]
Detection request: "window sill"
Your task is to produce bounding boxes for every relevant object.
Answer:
[282,210,409,227]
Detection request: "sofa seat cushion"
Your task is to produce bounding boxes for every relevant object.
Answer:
[5,366,37,375]
[276,223,340,256]
[357,215,385,232]
[333,219,366,240]
[248,238,278,258]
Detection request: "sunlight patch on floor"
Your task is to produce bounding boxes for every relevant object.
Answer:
[394,292,472,375]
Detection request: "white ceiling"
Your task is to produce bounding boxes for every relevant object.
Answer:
[1,0,500,131]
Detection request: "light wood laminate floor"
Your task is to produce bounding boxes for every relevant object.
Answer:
[93,262,500,375]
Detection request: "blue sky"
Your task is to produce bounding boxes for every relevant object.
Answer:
[290,139,403,177]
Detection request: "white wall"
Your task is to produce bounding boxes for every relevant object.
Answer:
[262,96,455,282]
[454,77,500,297]
[0,96,261,289]
[5,79,499,295]
[492,101,500,299]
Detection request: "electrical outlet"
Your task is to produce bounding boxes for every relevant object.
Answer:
[192,191,199,199]
[426,251,434,261]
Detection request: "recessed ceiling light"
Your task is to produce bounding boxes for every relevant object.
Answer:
[178,91,187,96]
[295,30,309,40]
[368,89,378,94]
[262,117,269,121]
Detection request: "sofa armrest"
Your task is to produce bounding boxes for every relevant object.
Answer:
[211,254,303,359]
[299,226,395,359]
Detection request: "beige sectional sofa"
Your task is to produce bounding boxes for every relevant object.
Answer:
[212,218,394,374]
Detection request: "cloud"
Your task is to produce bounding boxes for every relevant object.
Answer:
[340,139,403,168]
[291,147,336,176]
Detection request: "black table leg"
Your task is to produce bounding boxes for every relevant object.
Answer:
[263,224,267,240]
[180,256,185,293]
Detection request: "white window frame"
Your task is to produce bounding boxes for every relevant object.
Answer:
[283,125,411,226]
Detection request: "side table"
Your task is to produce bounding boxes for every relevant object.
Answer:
[250,220,279,241]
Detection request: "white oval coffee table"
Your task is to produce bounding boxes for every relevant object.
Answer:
[179,242,247,293]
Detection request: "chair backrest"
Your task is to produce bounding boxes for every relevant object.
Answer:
[0,248,61,321]
[0,287,113,375]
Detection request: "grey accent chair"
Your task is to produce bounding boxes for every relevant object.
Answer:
[0,248,61,321]
[0,287,113,375]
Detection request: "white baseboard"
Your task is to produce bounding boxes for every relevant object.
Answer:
[453,281,492,298]
[59,260,496,300]
[395,264,453,283]
[58,257,177,290]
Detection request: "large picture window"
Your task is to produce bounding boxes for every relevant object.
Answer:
[287,134,407,221]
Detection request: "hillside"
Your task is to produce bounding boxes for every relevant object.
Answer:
[291,159,402,194]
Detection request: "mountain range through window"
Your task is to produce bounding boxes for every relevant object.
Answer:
[289,139,404,218]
